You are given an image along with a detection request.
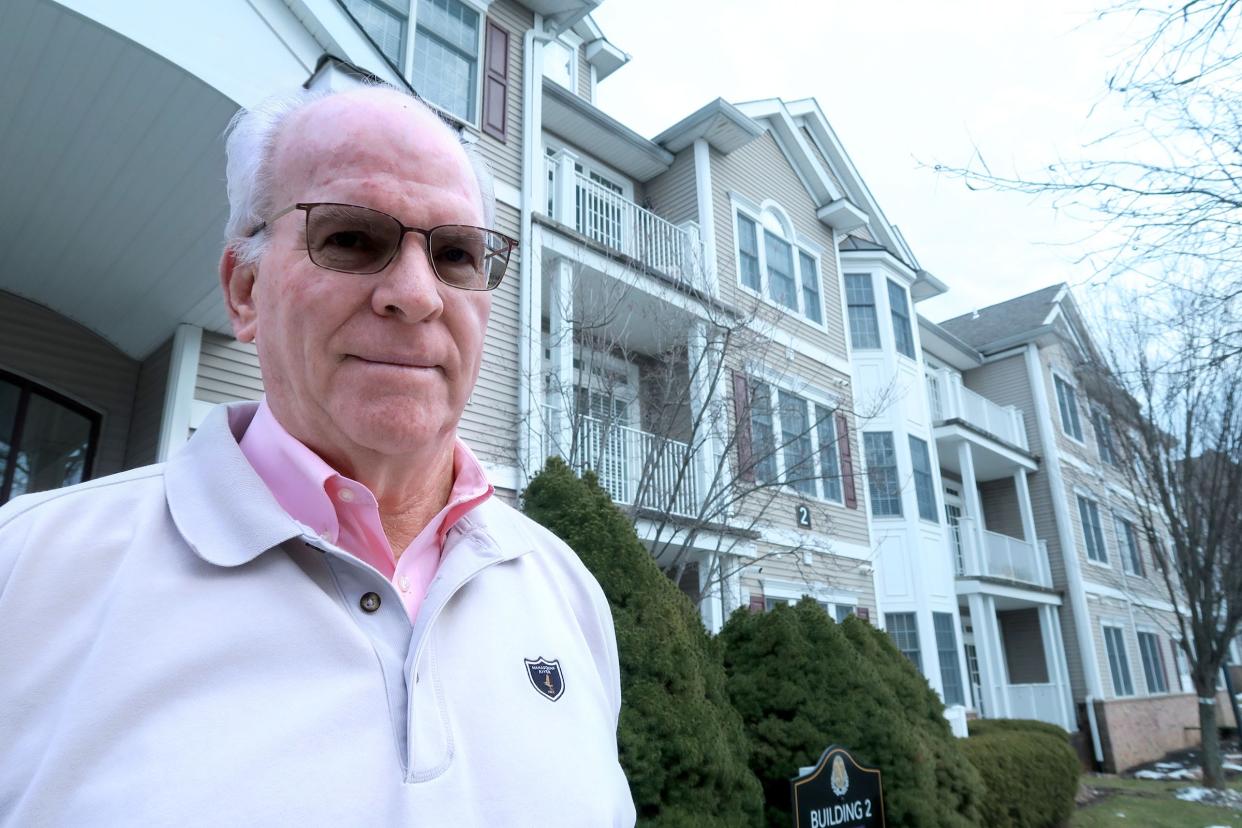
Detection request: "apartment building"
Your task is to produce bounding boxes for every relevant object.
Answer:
[0,0,1202,773]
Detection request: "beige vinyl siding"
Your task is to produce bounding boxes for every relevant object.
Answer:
[576,42,590,100]
[124,338,171,468]
[460,200,520,467]
[0,291,139,480]
[643,148,698,227]
[710,135,848,360]
[961,354,1038,452]
[800,126,847,194]
[475,0,531,191]
[978,477,1024,539]
[196,331,263,404]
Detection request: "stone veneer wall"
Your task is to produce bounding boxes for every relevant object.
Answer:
[1093,695,1200,772]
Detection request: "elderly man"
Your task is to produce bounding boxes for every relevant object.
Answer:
[0,85,635,825]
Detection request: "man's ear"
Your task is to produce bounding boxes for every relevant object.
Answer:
[221,246,259,343]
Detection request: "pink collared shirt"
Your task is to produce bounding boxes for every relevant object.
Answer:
[239,399,493,623]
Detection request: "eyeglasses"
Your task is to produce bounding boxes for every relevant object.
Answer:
[246,202,517,291]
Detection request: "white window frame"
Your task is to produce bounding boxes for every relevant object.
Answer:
[758,579,859,619]
[1136,627,1170,695]
[843,271,882,351]
[731,198,827,329]
[401,0,493,128]
[1092,405,1117,466]
[1053,371,1085,444]
[1077,491,1110,567]
[863,430,902,519]
[908,435,938,524]
[887,278,916,361]
[1113,511,1144,576]
[744,375,845,506]
[1102,621,1136,698]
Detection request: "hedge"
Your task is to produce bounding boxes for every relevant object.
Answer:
[720,599,982,828]
[522,459,764,826]
[966,717,1072,742]
[959,729,1080,828]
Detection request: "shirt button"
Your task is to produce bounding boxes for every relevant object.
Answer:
[360,592,381,613]
[337,488,355,503]
[399,576,411,593]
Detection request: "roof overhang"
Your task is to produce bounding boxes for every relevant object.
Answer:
[734,98,843,205]
[838,248,918,283]
[542,77,673,180]
[583,37,628,80]
[919,316,982,369]
[527,0,602,33]
[654,98,764,154]
[816,198,869,232]
[911,268,948,302]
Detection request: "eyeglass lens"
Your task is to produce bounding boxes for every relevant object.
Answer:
[304,203,510,290]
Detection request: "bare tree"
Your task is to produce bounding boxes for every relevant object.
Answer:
[526,252,891,613]
[1085,286,1242,787]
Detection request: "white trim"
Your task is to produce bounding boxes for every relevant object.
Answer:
[1059,451,1094,475]
[188,399,215,430]
[730,198,829,331]
[157,324,203,461]
[953,579,1062,605]
[493,179,521,209]
[692,139,718,295]
[543,133,634,198]
[1082,579,1179,614]
[758,527,871,560]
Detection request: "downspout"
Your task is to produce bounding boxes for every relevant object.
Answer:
[1025,342,1105,766]
[517,21,554,494]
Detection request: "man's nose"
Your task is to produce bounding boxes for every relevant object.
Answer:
[370,235,445,321]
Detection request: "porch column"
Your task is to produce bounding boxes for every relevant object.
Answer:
[548,258,575,460]
[699,552,724,634]
[968,593,1011,718]
[1014,470,1038,546]
[554,148,579,230]
[957,442,987,575]
[1042,604,1077,731]
[687,322,721,514]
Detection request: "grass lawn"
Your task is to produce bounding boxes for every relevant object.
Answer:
[1072,774,1242,827]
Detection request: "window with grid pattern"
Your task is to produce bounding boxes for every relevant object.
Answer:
[1055,375,1084,440]
[764,232,797,310]
[933,612,965,706]
[737,215,761,291]
[1137,631,1168,694]
[835,605,856,623]
[343,0,408,65]
[1078,495,1108,563]
[887,279,915,358]
[815,405,842,503]
[799,251,822,323]
[1116,516,1144,575]
[778,390,815,495]
[864,432,901,517]
[909,436,937,522]
[845,274,881,349]
[412,0,480,122]
[749,381,777,483]
[1093,407,1117,465]
[886,612,921,670]
[1104,624,1135,696]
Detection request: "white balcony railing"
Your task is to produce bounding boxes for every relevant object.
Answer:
[955,516,1052,587]
[544,155,702,286]
[926,368,1028,450]
[1000,682,1067,728]
[539,405,700,518]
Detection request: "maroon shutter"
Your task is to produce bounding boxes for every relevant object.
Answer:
[481,20,509,141]
[732,372,754,482]
[748,592,766,613]
[837,411,857,509]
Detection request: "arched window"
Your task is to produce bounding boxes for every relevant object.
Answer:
[0,369,100,505]
[734,203,824,324]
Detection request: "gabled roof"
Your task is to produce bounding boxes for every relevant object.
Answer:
[838,236,885,252]
[653,98,764,154]
[939,283,1066,353]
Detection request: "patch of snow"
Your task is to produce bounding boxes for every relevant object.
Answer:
[1177,787,1214,802]
[1224,762,1242,772]
[1156,762,1186,770]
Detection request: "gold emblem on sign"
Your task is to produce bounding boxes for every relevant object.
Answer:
[830,755,849,797]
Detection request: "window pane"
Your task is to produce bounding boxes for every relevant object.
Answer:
[1104,626,1135,696]
[799,251,822,323]
[413,0,480,122]
[886,612,921,671]
[737,215,761,291]
[1055,376,1083,440]
[845,274,881,349]
[342,0,408,66]
[764,231,797,310]
[835,605,855,623]
[909,436,937,522]
[1138,632,1168,694]
[1079,496,1108,563]
[778,391,815,495]
[1093,407,1116,464]
[864,432,901,517]
[9,393,93,499]
[934,612,965,706]
[887,279,915,358]
[815,405,842,502]
[1116,517,1143,575]
[750,382,777,483]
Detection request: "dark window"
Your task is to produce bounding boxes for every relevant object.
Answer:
[1138,631,1168,694]
[1078,495,1108,563]
[1,370,100,505]
[909,436,937,522]
[845,274,881,349]
[737,215,761,291]
[1104,625,1135,696]
[764,231,797,310]
[1093,407,1116,465]
[815,405,842,502]
[799,251,822,323]
[934,612,965,706]
[886,612,921,670]
[887,279,915,358]
[778,391,815,495]
[749,381,777,483]
[864,432,901,517]
[1054,375,1083,440]
[1116,516,1144,575]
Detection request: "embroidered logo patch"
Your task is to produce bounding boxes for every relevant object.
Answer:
[524,657,565,701]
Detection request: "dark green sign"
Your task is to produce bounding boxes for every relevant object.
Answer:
[790,745,885,828]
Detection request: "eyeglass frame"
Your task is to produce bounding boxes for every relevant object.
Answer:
[244,202,518,291]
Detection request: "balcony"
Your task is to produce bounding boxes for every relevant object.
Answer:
[989,683,1068,728]
[543,155,703,287]
[539,405,701,518]
[927,368,1027,450]
[954,515,1052,587]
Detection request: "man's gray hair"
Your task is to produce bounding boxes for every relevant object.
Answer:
[223,83,497,266]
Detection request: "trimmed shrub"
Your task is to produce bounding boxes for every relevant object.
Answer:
[966,717,1071,742]
[959,729,1080,828]
[522,459,763,826]
[720,599,982,828]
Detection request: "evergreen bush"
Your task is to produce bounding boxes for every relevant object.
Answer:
[522,459,763,826]
[720,599,981,828]
[966,717,1072,742]
[959,729,1080,828]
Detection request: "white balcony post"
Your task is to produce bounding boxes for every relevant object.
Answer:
[948,372,965,421]
[968,594,1011,718]
[687,321,718,514]
[549,258,575,458]
[957,441,988,576]
[1009,406,1028,450]
[1039,605,1076,731]
[554,148,578,229]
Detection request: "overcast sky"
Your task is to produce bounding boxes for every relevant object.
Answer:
[590,1,1145,323]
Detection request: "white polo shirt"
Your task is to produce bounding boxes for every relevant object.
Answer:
[0,403,635,826]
